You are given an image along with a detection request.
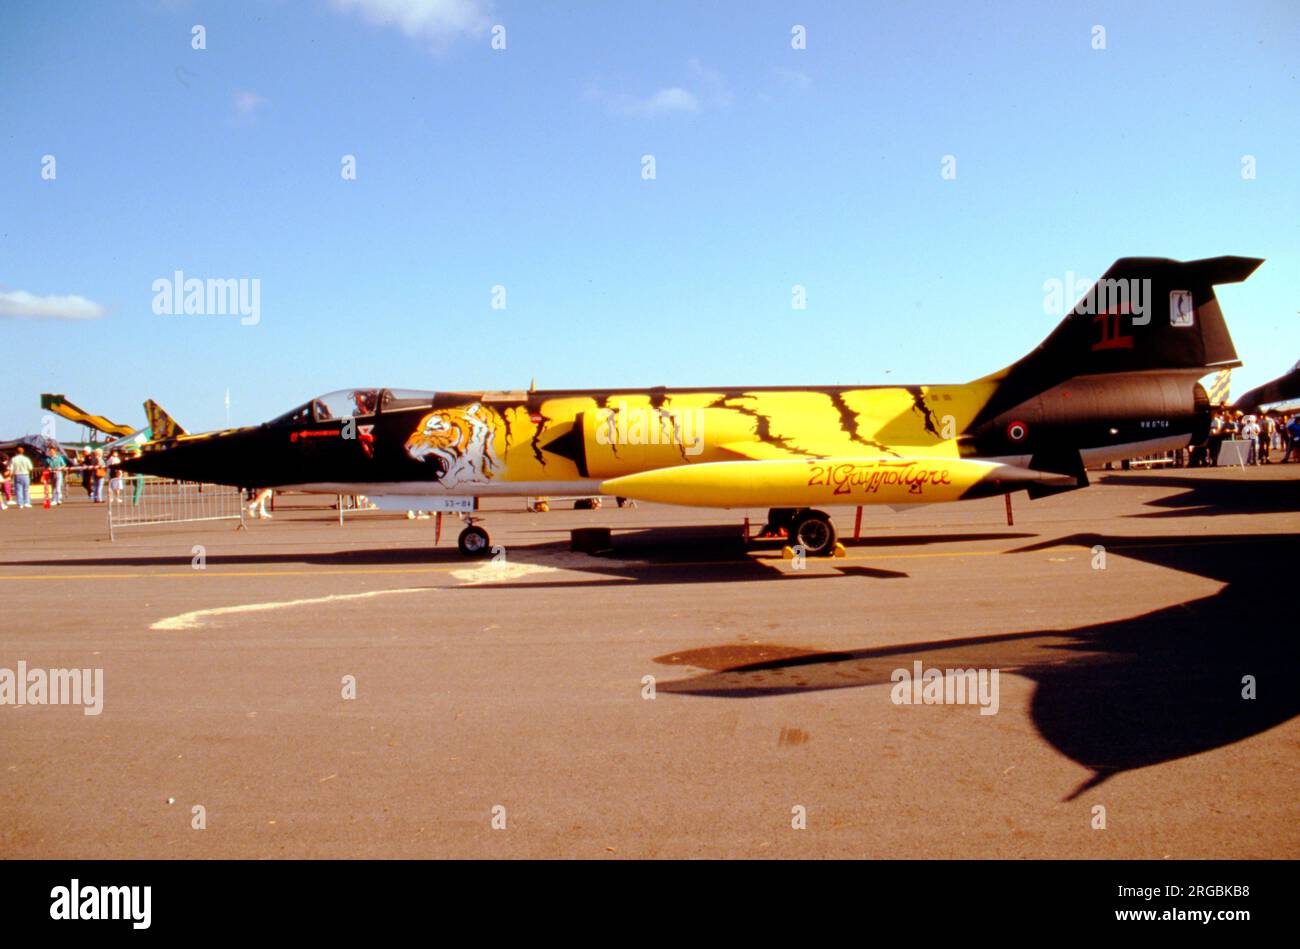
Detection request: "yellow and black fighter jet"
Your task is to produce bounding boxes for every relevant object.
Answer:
[124,256,1262,556]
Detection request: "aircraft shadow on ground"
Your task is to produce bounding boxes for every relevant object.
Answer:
[1099,472,1300,518]
[7,524,1026,579]
[655,530,1299,799]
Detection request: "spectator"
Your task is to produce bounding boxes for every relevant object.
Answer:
[129,450,145,505]
[1240,415,1260,465]
[0,454,11,510]
[107,450,124,503]
[247,487,273,519]
[9,446,34,509]
[1258,413,1274,464]
[46,448,66,505]
[1205,411,1226,467]
[78,451,93,497]
[91,449,107,503]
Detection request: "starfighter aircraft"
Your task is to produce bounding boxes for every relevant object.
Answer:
[124,256,1262,556]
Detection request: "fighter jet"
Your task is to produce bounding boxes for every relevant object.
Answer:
[1234,359,1300,413]
[124,256,1262,556]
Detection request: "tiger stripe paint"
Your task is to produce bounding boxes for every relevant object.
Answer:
[123,256,1263,516]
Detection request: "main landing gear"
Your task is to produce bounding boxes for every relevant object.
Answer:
[759,508,838,557]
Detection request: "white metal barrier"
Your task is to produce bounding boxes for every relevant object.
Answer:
[1127,451,1178,469]
[107,477,245,540]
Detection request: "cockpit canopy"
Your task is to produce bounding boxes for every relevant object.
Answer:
[270,389,435,426]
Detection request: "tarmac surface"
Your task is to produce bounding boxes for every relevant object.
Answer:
[1,466,1297,859]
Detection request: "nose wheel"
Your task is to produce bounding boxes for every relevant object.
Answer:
[456,517,493,558]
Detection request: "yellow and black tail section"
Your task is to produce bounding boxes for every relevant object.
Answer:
[973,256,1262,425]
[144,399,187,440]
[40,393,135,437]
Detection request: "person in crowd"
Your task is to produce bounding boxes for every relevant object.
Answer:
[1204,411,1226,467]
[46,448,66,505]
[1257,413,1273,464]
[1237,413,1258,465]
[8,446,34,508]
[129,450,146,505]
[91,449,107,502]
[0,453,11,510]
[107,450,124,503]
[77,451,93,497]
[247,487,273,519]
[1225,411,1241,440]
[1287,416,1300,463]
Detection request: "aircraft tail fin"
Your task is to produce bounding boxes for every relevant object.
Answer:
[973,256,1262,422]
[1207,368,1232,406]
[144,399,187,439]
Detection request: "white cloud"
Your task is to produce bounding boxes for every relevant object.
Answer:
[686,58,732,107]
[774,66,812,91]
[233,90,268,115]
[0,290,106,321]
[594,86,699,117]
[331,0,492,43]
[589,61,730,117]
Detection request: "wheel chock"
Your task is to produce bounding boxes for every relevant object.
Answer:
[832,542,847,558]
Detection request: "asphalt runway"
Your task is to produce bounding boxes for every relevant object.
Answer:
[1,467,1297,859]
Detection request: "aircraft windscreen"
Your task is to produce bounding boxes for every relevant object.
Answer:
[380,389,436,412]
[271,389,435,425]
[312,389,381,421]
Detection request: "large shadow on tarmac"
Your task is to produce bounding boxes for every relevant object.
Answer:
[656,530,1299,799]
[1099,472,1300,518]
[6,526,1029,581]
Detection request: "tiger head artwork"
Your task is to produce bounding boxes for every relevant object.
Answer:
[404,403,503,487]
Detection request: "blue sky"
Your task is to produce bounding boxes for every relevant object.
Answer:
[1,0,1297,436]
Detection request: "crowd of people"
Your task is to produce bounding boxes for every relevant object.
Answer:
[0,446,144,511]
[1198,409,1300,467]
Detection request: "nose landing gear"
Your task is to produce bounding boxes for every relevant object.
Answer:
[456,517,492,558]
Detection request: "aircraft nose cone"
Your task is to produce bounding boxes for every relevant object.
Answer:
[121,430,259,487]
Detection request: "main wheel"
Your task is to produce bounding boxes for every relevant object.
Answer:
[789,509,837,557]
[457,524,492,557]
